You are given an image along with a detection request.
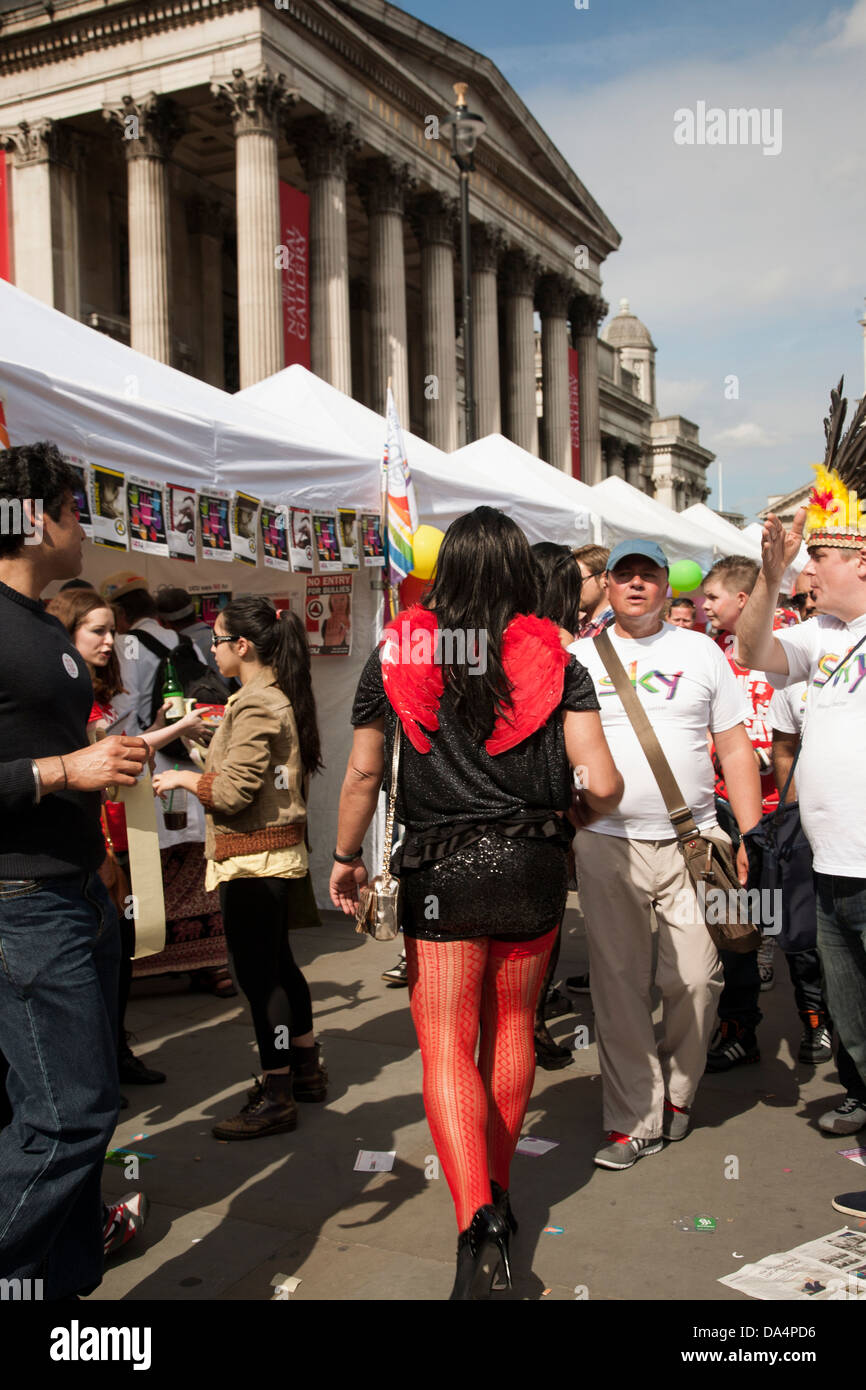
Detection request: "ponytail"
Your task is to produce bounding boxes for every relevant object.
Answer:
[221,596,323,776]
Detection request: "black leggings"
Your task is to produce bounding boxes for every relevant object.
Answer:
[219,878,314,1070]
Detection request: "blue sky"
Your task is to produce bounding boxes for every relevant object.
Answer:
[397,0,866,520]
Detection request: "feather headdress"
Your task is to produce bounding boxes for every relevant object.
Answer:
[805,378,866,548]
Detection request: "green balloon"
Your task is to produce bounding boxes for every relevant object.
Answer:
[669,559,703,594]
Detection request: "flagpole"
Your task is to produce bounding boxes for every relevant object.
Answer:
[381,375,394,625]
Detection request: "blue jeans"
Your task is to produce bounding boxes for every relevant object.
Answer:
[816,874,866,1095]
[0,872,120,1299]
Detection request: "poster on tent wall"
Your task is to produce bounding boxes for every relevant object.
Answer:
[312,511,341,572]
[66,459,93,537]
[568,347,581,479]
[231,491,261,567]
[289,507,313,573]
[261,502,289,571]
[167,483,197,562]
[338,508,359,570]
[189,582,230,628]
[278,182,310,370]
[198,488,232,562]
[0,152,9,283]
[305,573,352,656]
[127,477,169,558]
[359,511,385,568]
[90,465,128,550]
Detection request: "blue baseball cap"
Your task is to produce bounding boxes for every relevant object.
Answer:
[606,538,669,572]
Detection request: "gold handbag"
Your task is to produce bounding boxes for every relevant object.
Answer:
[355,723,403,942]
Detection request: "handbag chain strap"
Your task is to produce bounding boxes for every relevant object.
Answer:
[380,721,402,878]
[594,628,700,845]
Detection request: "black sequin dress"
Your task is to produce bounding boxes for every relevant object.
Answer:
[350,645,600,942]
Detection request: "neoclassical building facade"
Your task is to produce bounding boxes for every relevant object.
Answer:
[0,0,712,502]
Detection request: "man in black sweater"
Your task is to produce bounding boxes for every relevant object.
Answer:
[0,442,147,1300]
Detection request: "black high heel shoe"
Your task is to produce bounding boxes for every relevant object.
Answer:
[490,1180,517,1236]
[448,1204,512,1300]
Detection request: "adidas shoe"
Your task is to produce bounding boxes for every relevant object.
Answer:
[662,1099,691,1142]
[593,1131,663,1170]
[705,1021,760,1073]
[819,1096,866,1135]
[103,1191,149,1260]
[798,1012,833,1064]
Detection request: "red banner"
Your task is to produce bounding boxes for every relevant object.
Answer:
[568,346,581,478]
[0,152,10,283]
[278,182,310,369]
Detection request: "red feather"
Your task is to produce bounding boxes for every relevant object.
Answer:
[380,607,567,756]
[485,614,569,755]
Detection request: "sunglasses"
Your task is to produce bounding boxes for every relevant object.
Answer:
[211,633,237,646]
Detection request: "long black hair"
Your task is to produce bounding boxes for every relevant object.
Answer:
[421,506,540,743]
[532,541,583,636]
[222,596,323,775]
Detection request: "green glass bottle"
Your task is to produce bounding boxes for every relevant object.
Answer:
[162,659,185,723]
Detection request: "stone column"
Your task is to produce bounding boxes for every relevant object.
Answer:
[409,191,458,451]
[571,292,607,485]
[501,249,540,454]
[211,68,297,388]
[624,443,643,490]
[471,223,503,437]
[292,115,357,395]
[350,278,372,408]
[537,274,573,472]
[103,95,186,363]
[358,156,414,421]
[603,437,626,480]
[0,119,82,315]
[187,197,227,388]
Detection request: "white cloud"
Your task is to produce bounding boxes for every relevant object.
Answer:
[824,0,866,48]
[712,422,780,448]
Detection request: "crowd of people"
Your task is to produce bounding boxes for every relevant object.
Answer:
[1,438,865,1303]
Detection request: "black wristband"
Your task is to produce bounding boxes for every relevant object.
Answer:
[333,848,363,865]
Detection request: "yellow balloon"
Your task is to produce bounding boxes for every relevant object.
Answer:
[411,525,445,581]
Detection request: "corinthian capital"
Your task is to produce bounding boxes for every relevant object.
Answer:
[470,222,505,273]
[0,118,82,168]
[536,273,574,319]
[291,114,359,181]
[501,247,541,299]
[211,67,298,138]
[407,190,458,248]
[103,95,188,161]
[570,291,608,336]
[356,155,417,218]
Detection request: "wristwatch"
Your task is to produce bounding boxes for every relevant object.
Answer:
[333,847,363,865]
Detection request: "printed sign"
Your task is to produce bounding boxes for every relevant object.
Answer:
[260,502,289,571]
[127,477,169,557]
[338,508,359,570]
[359,511,385,568]
[67,458,93,537]
[278,182,310,370]
[198,489,232,562]
[305,573,352,656]
[231,491,260,567]
[312,512,341,572]
[90,465,128,550]
[289,507,313,573]
[167,483,197,562]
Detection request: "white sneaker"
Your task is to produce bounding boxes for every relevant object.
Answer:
[818,1096,866,1135]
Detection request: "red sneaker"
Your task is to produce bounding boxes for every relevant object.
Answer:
[103,1191,150,1260]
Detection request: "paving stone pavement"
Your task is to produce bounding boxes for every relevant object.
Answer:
[92,909,865,1303]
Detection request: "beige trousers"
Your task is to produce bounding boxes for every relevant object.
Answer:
[575,830,725,1139]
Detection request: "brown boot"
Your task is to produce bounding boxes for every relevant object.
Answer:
[212,1073,298,1141]
[291,1041,328,1102]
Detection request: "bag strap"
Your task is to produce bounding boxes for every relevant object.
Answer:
[381,721,402,876]
[772,628,866,821]
[594,627,700,844]
[131,628,171,661]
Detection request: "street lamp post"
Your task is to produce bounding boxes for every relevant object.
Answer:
[441,83,486,445]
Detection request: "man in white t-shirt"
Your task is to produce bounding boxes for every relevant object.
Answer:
[738,500,866,1218]
[570,539,761,1170]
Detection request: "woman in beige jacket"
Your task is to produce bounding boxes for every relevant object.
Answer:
[153,597,324,1140]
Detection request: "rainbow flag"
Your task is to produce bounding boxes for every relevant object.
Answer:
[0,397,9,449]
[382,386,418,593]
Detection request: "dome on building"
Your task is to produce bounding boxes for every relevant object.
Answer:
[602,298,655,350]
